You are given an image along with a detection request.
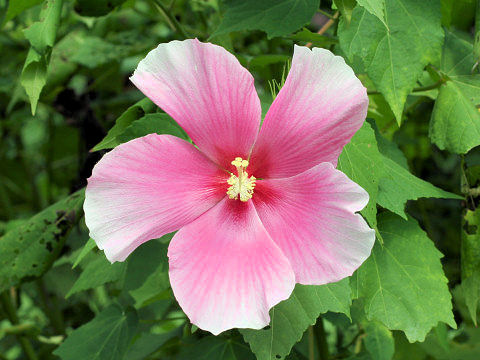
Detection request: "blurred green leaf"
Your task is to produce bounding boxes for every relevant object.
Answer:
[352,213,456,342]
[241,279,351,360]
[462,209,480,325]
[92,98,156,151]
[71,36,130,69]
[364,321,394,360]
[0,190,84,293]
[3,0,43,24]
[74,0,127,17]
[214,0,319,38]
[338,122,383,227]
[339,0,443,123]
[53,304,138,360]
[23,0,63,54]
[288,28,338,46]
[20,0,64,115]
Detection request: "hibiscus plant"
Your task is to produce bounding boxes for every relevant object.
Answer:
[0,1,478,360]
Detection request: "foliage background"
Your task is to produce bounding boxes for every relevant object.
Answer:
[0,0,479,359]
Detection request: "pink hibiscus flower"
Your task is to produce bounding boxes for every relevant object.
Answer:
[84,39,375,335]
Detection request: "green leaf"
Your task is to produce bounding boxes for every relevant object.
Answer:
[71,36,130,69]
[364,321,394,360]
[241,279,351,360]
[338,122,384,227]
[23,0,63,55]
[333,0,357,23]
[92,98,156,151]
[461,209,480,325]
[20,0,64,115]
[3,0,43,24]
[66,255,126,298]
[430,30,480,154]
[72,238,97,269]
[179,337,255,360]
[375,132,462,218]
[74,0,127,17]
[338,0,444,123]
[213,0,319,39]
[287,28,337,47]
[356,0,387,26]
[116,113,188,145]
[20,48,48,116]
[352,213,456,342]
[430,78,480,154]
[0,190,84,293]
[53,304,138,360]
[126,331,179,360]
[124,237,171,307]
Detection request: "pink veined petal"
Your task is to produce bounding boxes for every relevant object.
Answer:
[253,163,375,285]
[84,134,228,262]
[130,39,261,171]
[168,198,295,335]
[250,45,368,178]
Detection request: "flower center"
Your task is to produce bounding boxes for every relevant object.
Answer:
[226,157,256,202]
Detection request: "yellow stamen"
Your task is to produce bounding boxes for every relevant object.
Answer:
[227,157,256,202]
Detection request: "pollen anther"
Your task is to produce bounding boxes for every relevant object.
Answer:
[227,157,256,202]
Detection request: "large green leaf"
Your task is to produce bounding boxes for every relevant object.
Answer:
[430,30,480,154]
[338,122,384,227]
[53,304,138,360]
[241,279,351,360]
[352,213,456,342]
[461,209,480,325]
[375,132,462,218]
[0,190,84,293]
[213,0,319,38]
[338,0,443,123]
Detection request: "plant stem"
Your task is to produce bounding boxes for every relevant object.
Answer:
[152,0,188,39]
[367,79,445,96]
[308,326,315,360]
[0,292,38,360]
[307,11,339,48]
[313,317,329,360]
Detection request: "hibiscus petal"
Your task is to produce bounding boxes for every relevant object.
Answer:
[168,198,295,335]
[84,134,227,262]
[250,45,368,178]
[253,163,375,285]
[130,39,261,170]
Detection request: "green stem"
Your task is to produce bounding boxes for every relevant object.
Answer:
[151,0,188,39]
[308,326,315,360]
[313,317,329,360]
[0,292,38,360]
[367,79,444,96]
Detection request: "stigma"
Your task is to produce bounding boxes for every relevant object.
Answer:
[227,157,256,202]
